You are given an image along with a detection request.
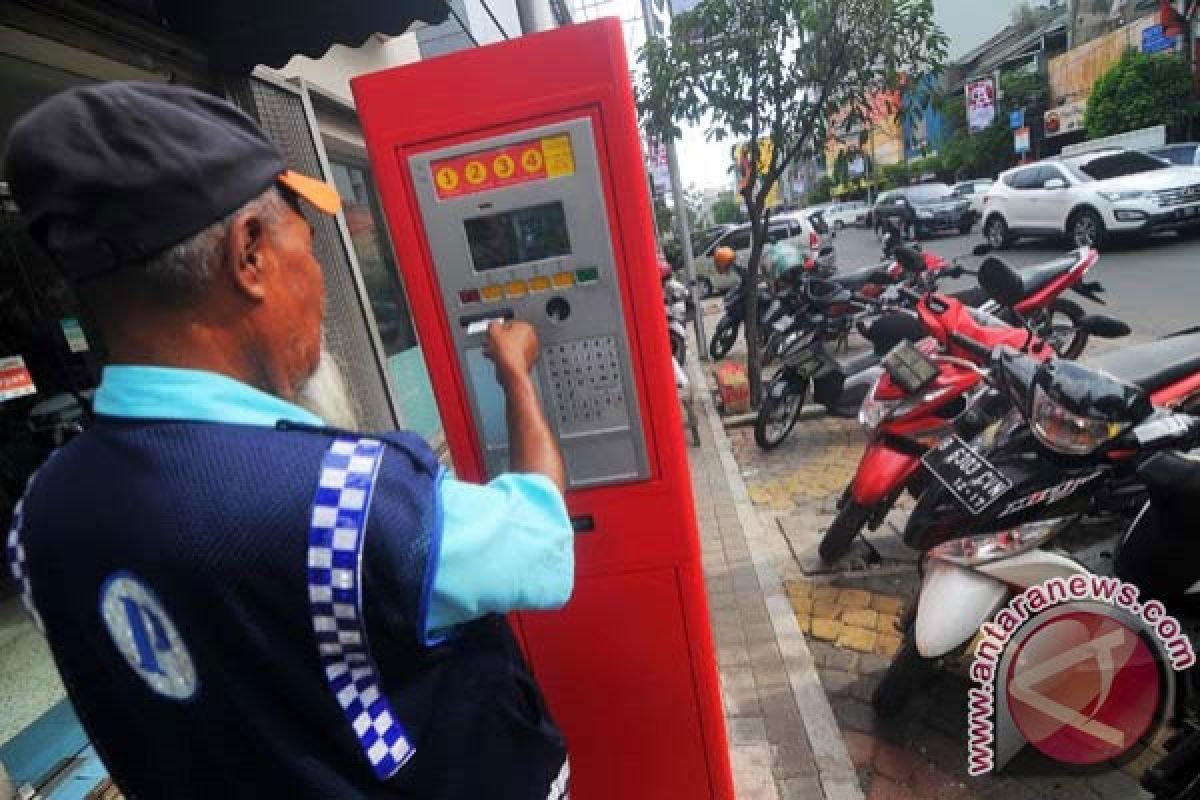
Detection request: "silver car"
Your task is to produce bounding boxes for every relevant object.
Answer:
[693,213,836,296]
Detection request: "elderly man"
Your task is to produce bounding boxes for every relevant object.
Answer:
[4,82,573,799]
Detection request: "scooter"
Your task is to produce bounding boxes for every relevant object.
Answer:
[661,262,690,365]
[818,248,1129,562]
[873,339,1200,720]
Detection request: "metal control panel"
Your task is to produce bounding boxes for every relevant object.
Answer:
[408,117,649,488]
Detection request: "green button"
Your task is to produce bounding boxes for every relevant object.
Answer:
[575,267,600,284]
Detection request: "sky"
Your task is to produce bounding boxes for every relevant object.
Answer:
[656,0,1030,190]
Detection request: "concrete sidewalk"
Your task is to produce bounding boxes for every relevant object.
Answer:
[686,354,862,800]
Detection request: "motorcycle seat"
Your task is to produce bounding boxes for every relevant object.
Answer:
[829,264,879,291]
[1086,331,1200,393]
[979,253,1080,308]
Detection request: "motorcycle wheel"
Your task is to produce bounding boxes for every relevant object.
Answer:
[754,373,806,450]
[709,317,739,360]
[1031,297,1088,360]
[872,636,933,719]
[670,332,687,365]
[818,500,873,563]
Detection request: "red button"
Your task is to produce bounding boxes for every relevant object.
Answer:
[458,288,481,305]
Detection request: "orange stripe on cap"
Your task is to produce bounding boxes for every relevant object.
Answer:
[278,169,341,215]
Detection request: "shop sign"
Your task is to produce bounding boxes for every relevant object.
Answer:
[0,355,37,402]
[1044,102,1086,138]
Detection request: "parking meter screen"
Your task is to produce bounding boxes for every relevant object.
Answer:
[465,202,572,272]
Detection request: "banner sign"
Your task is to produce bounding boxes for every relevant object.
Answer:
[1142,24,1177,54]
[966,78,996,133]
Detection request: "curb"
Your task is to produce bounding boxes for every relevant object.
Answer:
[689,356,864,800]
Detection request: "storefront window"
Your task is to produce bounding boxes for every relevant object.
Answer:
[329,159,444,445]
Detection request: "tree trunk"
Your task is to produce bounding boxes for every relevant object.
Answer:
[743,214,767,409]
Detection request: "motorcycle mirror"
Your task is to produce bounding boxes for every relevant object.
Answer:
[1080,315,1131,339]
[971,243,992,256]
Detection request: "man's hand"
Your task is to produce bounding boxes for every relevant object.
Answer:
[482,319,564,491]
[484,320,540,384]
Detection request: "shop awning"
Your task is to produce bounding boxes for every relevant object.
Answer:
[104,0,450,74]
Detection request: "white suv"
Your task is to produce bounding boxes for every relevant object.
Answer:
[981,148,1200,249]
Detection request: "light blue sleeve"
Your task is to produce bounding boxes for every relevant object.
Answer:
[427,472,575,634]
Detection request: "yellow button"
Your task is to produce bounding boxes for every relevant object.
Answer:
[481,285,504,302]
[505,280,528,299]
[529,276,552,293]
[552,271,576,288]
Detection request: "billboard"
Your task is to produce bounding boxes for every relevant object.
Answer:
[966,78,996,133]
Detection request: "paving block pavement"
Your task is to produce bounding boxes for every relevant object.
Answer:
[688,350,861,800]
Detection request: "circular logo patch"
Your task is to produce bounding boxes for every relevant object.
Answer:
[1005,609,1162,765]
[99,571,198,700]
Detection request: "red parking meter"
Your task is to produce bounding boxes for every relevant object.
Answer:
[353,19,733,798]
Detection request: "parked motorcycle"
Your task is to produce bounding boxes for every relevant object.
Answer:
[817,247,1129,562]
[873,337,1200,719]
[661,260,690,365]
[708,247,774,361]
[752,265,931,450]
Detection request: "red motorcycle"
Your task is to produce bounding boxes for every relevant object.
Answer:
[818,247,1128,563]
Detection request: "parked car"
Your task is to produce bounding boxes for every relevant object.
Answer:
[693,213,836,296]
[1143,142,1200,167]
[825,200,870,229]
[982,147,1200,250]
[951,179,993,220]
[872,182,974,240]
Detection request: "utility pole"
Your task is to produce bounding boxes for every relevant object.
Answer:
[639,0,708,358]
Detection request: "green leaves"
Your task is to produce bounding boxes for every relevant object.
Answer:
[637,0,948,199]
[1084,49,1197,139]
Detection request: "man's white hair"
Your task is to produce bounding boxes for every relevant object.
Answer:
[139,187,289,306]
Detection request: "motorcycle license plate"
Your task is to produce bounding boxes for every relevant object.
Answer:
[921,436,1013,516]
[774,315,795,332]
[785,347,822,377]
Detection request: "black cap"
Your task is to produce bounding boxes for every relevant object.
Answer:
[3,81,340,282]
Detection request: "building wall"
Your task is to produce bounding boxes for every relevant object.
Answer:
[416,0,521,58]
[1050,12,1162,105]
[277,34,422,104]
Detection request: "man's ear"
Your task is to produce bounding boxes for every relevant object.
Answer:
[225,211,270,301]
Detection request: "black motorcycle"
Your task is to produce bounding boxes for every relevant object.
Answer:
[752,277,928,450]
[904,329,1200,553]
[708,272,774,361]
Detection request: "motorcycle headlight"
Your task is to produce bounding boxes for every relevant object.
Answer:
[859,378,954,432]
[1030,385,1128,455]
[1099,190,1146,202]
[929,517,1070,567]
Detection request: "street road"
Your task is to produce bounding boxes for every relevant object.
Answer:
[829,224,1200,341]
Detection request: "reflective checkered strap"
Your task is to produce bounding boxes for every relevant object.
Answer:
[308,437,414,779]
[6,496,42,633]
[6,460,50,633]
